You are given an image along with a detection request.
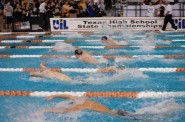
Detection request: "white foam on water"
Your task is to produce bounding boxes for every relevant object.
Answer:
[127,99,185,121]
[96,57,109,64]
[115,55,156,64]
[29,77,44,82]
[52,42,76,52]
[116,40,128,45]
[178,76,185,82]
[98,23,114,35]
[73,68,148,84]
[135,99,184,115]
[136,32,156,52]
[66,33,84,39]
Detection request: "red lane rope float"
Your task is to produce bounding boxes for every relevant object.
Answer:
[23,68,61,72]
[164,55,185,58]
[0,91,185,99]
[85,92,139,98]
[0,91,31,96]
[0,36,17,39]
[176,68,185,72]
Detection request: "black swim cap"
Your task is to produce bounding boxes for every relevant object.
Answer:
[101,36,108,40]
[117,110,130,116]
[75,49,83,55]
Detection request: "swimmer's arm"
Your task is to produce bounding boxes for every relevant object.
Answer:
[64,40,83,43]
[82,50,95,55]
[46,94,78,100]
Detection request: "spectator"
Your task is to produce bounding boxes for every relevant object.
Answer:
[104,0,113,16]
[0,0,4,32]
[53,3,61,18]
[13,3,22,21]
[45,2,53,30]
[77,1,87,17]
[156,0,165,17]
[24,3,31,20]
[62,1,70,17]
[39,0,47,30]
[162,0,177,31]
[32,2,39,16]
[79,0,87,13]
[87,2,95,17]
[69,0,78,17]
[146,2,155,17]
[4,1,13,31]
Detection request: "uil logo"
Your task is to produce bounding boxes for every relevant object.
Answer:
[174,18,185,29]
[53,19,69,30]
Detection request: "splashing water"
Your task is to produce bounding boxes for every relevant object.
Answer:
[98,23,114,35]
[66,33,84,39]
[136,99,184,115]
[52,42,76,52]
[73,69,148,84]
[136,32,156,52]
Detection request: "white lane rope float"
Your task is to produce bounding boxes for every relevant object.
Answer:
[0,67,184,73]
[0,32,51,35]
[0,54,185,59]
[0,91,185,98]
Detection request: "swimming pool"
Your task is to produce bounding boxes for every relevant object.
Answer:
[0,31,185,122]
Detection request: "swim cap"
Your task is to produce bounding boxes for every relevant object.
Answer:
[75,49,83,55]
[117,110,130,116]
[101,36,108,40]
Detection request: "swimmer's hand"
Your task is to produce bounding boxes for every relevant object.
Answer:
[46,96,55,100]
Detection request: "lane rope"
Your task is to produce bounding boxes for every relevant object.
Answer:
[0,39,184,43]
[0,45,185,49]
[0,54,185,59]
[0,91,185,98]
[0,67,184,73]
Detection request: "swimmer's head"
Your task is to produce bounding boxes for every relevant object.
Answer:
[116,110,130,116]
[75,49,83,55]
[101,36,108,41]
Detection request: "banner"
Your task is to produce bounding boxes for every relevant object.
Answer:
[50,17,185,32]
[13,21,31,31]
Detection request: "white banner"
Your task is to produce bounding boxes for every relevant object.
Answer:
[50,17,185,32]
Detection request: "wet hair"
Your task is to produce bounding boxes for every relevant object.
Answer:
[101,36,108,41]
[75,49,83,55]
[117,110,129,116]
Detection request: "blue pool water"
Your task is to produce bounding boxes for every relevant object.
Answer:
[0,31,185,122]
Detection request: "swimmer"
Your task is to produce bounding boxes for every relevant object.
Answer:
[30,62,72,81]
[75,49,98,64]
[101,36,120,45]
[42,94,130,117]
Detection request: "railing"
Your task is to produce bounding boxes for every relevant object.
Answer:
[113,2,185,17]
